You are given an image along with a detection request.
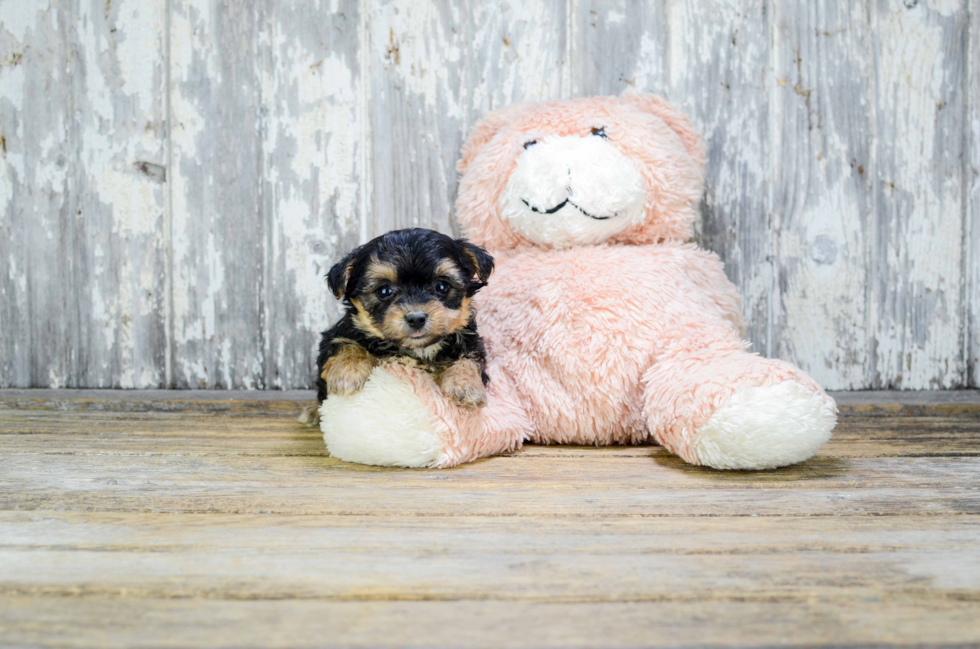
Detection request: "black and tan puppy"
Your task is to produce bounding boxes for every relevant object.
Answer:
[300,229,494,427]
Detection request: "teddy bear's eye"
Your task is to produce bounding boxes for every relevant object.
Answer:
[523,139,537,149]
[591,126,607,138]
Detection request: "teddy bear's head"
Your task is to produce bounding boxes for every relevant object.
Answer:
[455,93,705,251]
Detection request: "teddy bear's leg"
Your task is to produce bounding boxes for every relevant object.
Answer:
[641,326,837,470]
[319,362,529,468]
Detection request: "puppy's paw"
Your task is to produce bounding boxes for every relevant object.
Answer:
[324,367,372,396]
[322,346,376,397]
[328,376,370,396]
[444,381,488,408]
[440,359,488,409]
[298,404,322,427]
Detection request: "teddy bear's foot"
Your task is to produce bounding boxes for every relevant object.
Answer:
[319,367,448,468]
[692,380,837,470]
[644,348,837,470]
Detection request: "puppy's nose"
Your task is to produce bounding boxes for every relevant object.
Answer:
[404,311,428,330]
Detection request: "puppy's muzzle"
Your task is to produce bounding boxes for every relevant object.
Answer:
[404,311,428,330]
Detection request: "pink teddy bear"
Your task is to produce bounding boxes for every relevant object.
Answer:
[319,93,837,470]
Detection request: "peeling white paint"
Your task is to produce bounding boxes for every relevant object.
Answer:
[769,0,875,389]
[292,56,359,228]
[370,0,464,118]
[873,0,965,387]
[168,3,208,355]
[99,169,162,236]
[928,0,965,17]
[666,0,771,357]
[115,0,166,116]
[970,2,980,386]
[627,32,665,93]
[606,9,625,25]
[0,0,53,43]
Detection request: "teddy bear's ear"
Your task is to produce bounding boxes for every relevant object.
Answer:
[457,103,530,175]
[618,92,706,172]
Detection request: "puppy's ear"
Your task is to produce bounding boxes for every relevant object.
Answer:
[327,247,360,300]
[458,240,494,289]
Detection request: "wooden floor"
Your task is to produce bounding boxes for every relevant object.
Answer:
[1,390,979,648]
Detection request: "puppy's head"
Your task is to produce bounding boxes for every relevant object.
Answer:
[327,229,494,349]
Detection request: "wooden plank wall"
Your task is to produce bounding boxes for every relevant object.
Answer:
[0,0,977,390]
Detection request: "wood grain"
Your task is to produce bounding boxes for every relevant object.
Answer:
[365,0,463,236]
[3,596,978,649]
[0,0,170,389]
[461,0,567,109]
[2,511,978,602]
[571,0,668,98]
[871,0,969,389]
[772,0,874,389]
[256,0,363,389]
[0,0,168,389]
[0,395,979,647]
[72,0,170,390]
[366,0,567,240]
[2,1,980,390]
[168,0,266,389]
[970,0,979,389]
[3,387,980,414]
[669,0,772,355]
[4,456,978,517]
[3,410,980,457]
[2,408,980,519]
[0,0,74,388]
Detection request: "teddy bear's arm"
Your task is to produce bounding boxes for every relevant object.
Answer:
[680,246,745,336]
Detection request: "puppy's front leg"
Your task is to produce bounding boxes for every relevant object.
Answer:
[439,358,488,408]
[323,344,377,396]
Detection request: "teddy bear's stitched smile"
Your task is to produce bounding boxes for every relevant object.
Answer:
[520,197,617,221]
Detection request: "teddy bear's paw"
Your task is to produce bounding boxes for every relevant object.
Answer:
[693,380,837,470]
[319,368,448,468]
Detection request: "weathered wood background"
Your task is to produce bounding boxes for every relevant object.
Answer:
[0,0,977,390]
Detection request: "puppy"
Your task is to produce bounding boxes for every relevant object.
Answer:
[300,228,494,427]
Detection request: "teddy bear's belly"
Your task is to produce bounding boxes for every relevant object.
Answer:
[475,245,735,445]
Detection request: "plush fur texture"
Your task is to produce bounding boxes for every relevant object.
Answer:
[319,367,447,468]
[693,381,837,469]
[321,92,836,470]
[322,361,528,468]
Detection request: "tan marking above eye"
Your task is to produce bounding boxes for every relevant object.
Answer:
[363,259,399,284]
[435,259,464,283]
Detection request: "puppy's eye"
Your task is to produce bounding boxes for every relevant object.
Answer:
[523,139,537,149]
[434,280,450,296]
[591,126,607,138]
[376,285,394,299]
